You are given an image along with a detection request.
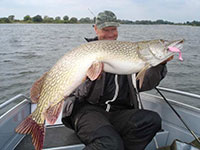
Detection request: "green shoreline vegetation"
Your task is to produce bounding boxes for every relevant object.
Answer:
[0,15,200,26]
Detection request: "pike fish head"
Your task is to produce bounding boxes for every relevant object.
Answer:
[148,39,184,66]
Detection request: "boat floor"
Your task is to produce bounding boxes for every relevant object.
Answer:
[15,125,83,150]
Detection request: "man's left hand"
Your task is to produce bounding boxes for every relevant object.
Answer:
[160,56,174,64]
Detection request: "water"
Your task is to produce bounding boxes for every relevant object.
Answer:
[0,24,200,107]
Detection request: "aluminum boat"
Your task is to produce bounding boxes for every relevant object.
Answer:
[0,87,200,150]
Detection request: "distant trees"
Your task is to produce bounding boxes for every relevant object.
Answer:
[0,14,94,24]
[0,15,15,23]
[0,14,200,27]
[69,17,78,23]
[185,21,200,26]
[79,17,93,23]
[55,16,61,21]
[118,19,174,25]
[43,16,54,23]
[32,15,43,22]
[0,17,11,23]
[63,15,69,22]
[8,15,15,22]
[24,15,31,22]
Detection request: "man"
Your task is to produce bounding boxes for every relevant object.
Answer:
[62,10,169,150]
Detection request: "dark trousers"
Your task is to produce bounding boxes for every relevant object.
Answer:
[63,104,161,150]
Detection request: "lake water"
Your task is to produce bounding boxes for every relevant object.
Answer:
[0,24,200,107]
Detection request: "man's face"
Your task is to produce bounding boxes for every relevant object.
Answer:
[94,26,118,40]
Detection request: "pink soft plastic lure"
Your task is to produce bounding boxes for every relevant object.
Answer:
[168,47,183,61]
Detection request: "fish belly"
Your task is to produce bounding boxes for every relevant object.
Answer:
[103,59,145,75]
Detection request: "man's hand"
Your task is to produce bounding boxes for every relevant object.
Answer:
[160,56,174,64]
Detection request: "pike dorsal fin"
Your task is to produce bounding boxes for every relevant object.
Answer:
[45,100,64,125]
[136,64,150,89]
[87,61,103,81]
[30,72,48,103]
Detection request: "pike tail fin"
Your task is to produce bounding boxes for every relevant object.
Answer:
[15,115,45,150]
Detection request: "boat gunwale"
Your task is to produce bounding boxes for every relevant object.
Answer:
[0,94,30,109]
[141,92,200,112]
[42,144,85,150]
[1,87,199,116]
[0,99,30,120]
[157,87,200,99]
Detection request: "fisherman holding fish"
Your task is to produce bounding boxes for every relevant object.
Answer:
[61,10,173,150]
[16,10,183,150]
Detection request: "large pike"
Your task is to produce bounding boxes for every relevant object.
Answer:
[16,39,183,150]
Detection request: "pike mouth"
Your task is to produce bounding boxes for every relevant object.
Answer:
[167,39,184,61]
[168,39,184,50]
[151,39,184,66]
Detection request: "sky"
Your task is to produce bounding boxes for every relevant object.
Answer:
[0,0,200,23]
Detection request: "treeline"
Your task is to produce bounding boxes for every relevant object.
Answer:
[1,15,200,26]
[0,15,94,24]
[118,19,174,25]
[118,19,200,26]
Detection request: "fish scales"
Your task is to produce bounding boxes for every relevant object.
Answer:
[33,39,183,121]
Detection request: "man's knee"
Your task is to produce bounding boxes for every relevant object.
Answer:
[135,110,161,129]
[86,126,124,150]
[94,136,124,150]
[150,111,162,132]
[125,110,161,138]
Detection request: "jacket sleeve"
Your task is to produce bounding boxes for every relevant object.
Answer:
[139,64,167,92]
[70,78,94,100]
[62,78,93,118]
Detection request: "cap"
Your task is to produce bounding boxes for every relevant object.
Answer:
[95,10,119,29]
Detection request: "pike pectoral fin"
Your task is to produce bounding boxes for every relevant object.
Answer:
[30,72,48,103]
[136,64,150,89]
[87,62,103,81]
[45,100,64,125]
